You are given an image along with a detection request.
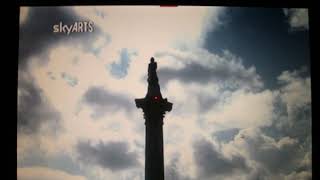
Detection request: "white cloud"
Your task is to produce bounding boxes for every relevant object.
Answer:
[19,6,227,157]
[284,171,312,180]
[18,6,311,180]
[17,167,86,180]
[275,68,312,136]
[73,6,223,51]
[155,48,264,90]
[284,8,309,30]
[300,151,311,169]
[200,7,226,46]
[223,128,301,176]
[20,7,29,25]
[278,68,311,116]
[203,89,275,131]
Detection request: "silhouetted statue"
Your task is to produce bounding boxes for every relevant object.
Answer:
[148,57,158,83]
[146,57,162,99]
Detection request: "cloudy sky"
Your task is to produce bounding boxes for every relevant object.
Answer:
[18,6,311,180]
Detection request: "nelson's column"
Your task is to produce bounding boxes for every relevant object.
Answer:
[135,57,173,180]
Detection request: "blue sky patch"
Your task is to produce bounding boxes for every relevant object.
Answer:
[109,48,137,79]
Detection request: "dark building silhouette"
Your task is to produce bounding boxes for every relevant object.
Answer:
[135,57,173,180]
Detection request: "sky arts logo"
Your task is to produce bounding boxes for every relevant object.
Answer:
[53,21,94,35]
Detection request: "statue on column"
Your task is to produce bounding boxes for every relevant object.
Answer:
[135,57,173,180]
[148,57,158,83]
[146,57,162,99]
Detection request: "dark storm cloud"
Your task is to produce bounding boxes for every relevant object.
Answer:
[256,104,311,177]
[259,72,311,176]
[19,7,103,68]
[193,138,248,178]
[158,62,261,90]
[77,141,140,171]
[233,128,305,176]
[197,93,223,113]
[18,71,61,134]
[263,95,311,143]
[212,128,240,143]
[17,149,83,176]
[252,138,299,174]
[82,86,133,118]
[227,71,311,179]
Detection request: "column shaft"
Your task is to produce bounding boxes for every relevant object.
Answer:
[145,115,164,180]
